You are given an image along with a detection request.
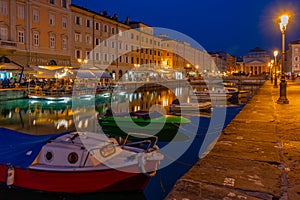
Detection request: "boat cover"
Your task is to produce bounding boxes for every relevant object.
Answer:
[0,128,64,168]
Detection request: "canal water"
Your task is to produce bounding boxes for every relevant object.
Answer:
[0,85,258,200]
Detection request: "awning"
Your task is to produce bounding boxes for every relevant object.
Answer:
[73,70,112,79]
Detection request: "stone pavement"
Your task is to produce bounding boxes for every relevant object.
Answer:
[166,80,300,200]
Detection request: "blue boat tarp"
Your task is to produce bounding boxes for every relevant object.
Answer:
[0,128,64,168]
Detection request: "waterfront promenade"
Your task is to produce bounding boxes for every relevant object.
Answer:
[167,80,300,200]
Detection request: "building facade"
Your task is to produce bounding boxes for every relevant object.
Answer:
[286,39,300,74]
[0,1,215,80]
[0,0,72,67]
[243,47,270,75]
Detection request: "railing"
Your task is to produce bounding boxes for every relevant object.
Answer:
[0,40,17,48]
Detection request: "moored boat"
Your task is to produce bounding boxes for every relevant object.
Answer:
[0,128,163,193]
[98,110,191,142]
[169,99,212,115]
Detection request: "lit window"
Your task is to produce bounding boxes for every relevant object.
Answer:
[33,32,39,46]
[50,35,55,48]
[18,31,24,44]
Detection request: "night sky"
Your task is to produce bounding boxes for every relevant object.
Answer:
[73,0,300,56]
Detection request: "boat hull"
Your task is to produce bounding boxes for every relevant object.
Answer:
[0,164,151,193]
[99,120,189,142]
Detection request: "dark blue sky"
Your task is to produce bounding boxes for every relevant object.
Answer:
[73,0,300,56]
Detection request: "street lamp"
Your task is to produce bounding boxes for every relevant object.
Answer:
[277,14,289,104]
[273,50,278,88]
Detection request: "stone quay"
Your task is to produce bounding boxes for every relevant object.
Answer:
[166,80,300,200]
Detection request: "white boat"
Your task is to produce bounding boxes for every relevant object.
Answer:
[0,128,163,193]
[192,88,232,102]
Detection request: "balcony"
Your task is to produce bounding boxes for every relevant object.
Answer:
[0,40,17,49]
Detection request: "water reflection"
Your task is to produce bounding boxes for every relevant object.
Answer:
[0,84,258,135]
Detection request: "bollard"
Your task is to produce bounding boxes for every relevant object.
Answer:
[277,74,289,104]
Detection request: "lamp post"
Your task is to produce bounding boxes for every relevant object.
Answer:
[273,51,278,88]
[277,14,289,104]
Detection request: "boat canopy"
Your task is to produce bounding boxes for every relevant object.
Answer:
[0,128,64,168]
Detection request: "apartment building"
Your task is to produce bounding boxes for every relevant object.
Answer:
[286,39,300,74]
[0,1,215,80]
[0,0,71,67]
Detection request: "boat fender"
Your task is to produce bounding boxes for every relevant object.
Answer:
[6,165,15,187]
[138,153,160,177]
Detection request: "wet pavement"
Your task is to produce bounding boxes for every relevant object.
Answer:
[166,80,300,200]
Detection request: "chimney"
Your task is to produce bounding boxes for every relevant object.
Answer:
[124,16,130,24]
[113,13,118,20]
[103,11,108,16]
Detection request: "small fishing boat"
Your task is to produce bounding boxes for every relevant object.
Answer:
[170,102,212,114]
[169,99,212,115]
[98,110,191,142]
[0,128,163,193]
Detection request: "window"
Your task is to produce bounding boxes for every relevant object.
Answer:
[104,54,108,61]
[104,25,107,32]
[75,49,81,59]
[61,0,66,8]
[86,19,90,28]
[62,38,67,50]
[49,14,55,25]
[75,16,81,25]
[119,56,122,63]
[111,27,115,34]
[33,9,39,22]
[0,27,8,40]
[95,52,100,61]
[0,1,8,15]
[62,17,67,28]
[95,22,99,30]
[49,0,55,4]
[295,57,299,61]
[295,48,299,53]
[126,56,128,63]
[111,42,114,48]
[17,5,25,19]
[86,51,90,59]
[95,38,99,45]
[86,35,92,44]
[33,32,39,46]
[18,31,24,44]
[49,35,55,48]
[75,33,81,42]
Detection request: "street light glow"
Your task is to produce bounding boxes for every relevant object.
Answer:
[279,15,289,32]
[273,50,279,57]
